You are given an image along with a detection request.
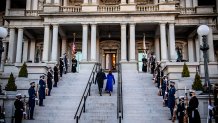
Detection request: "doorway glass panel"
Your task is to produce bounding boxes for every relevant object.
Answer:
[105,53,116,70]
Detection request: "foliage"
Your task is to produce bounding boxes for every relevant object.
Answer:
[18,62,28,77]
[5,73,17,91]
[192,73,203,91]
[182,62,190,77]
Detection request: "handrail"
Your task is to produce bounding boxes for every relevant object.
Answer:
[74,63,100,123]
[117,63,123,123]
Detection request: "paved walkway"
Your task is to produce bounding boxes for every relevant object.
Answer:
[122,71,170,123]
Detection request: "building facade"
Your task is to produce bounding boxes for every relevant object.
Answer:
[0,0,218,78]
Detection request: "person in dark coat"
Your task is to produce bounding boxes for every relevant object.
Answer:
[96,69,106,96]
[28,82,36,120]
[105,70,115,96]
[161,76,167,99]
[71,57,77,73]
[59,58,64,77]
[177,96,185,123]
[149,53,156,74]
[168,81,176,120]
[47,69,53,96]
[14,94,24,123]
[38,76,46,106]
[53,64,59,87]
[142,55,147,72]
[188,90,201,123]
[63,53,68,74]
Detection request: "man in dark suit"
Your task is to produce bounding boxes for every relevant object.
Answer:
[59,58,64,77]
[188,90,201,123]
[71,57,77,73]
[142,55,147,72]
[63,53,68,74]
[14,93,24,123]
[28,82,36,120]
[168,81,176,120]
[38,76,46,106]
[96,69,106,96]
[47,69,53,96]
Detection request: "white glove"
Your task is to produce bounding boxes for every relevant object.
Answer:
[165,92,168,94]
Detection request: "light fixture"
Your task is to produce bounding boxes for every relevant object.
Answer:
[197,25,210,36]
[0,27,8,39]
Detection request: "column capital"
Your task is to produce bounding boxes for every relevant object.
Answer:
[52,23,59,27]
[159,22,167,25]
[43,23,50,26]
[129,22,136,26]
[90,23,97,26]
[18,28,24,31]
[120,23,127,26]
[81,23,89,26]
[8,27,15,29]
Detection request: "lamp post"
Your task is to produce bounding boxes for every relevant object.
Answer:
[197,25,212,122]
[0,27,8,67]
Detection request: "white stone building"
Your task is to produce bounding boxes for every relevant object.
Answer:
[0,0,218,79]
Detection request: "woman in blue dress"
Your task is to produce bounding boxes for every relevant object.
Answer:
[105,70,115,96]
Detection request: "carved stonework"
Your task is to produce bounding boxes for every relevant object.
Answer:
[38,0,44,10]
[100,0,120,5]
[69,0,83,5]
[136,0,153,5]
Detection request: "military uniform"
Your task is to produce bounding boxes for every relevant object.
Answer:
[188,95,201,123]
[177,97,185,123]
[63,54,68,74]
[168,82,176,118]
[28,84,36,119]
[59,58,64,77]
[149,55,155,74]
[142,57,147,72]
[14,96,24,123]
[47,71,53,96]
[38,78,46,106]
[53,66,58,87]
[71,58,77,73]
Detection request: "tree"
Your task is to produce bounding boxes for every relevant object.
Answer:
[192,73,203,91]
[18,62,28,77]
[5,73,17,91]
[182,62,190,77]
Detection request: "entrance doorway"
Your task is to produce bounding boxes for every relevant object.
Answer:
[105,53,116,70]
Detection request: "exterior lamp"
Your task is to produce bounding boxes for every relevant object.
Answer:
[0,27,8,66]
[197,24,212,123]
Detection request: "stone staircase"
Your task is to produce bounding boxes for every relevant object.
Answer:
[80,73,118,123]
[122,71,170,123]
[23,71,91,123]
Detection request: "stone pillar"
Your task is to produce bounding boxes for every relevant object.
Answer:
[154,0,158,4]
[54,0,60,5]
[129,23,136,61]
[82,24,88,61]
[46,0,51,4]
[42,24,50,62]
[83,0,88,4]
[26,0,32,10]
[51,24,59,62]
[1,42,7,70]
[180,0,185,7]
[63,0,68,6]
[188,38,194,62]
[16,28,24,63]
[154,37,160,61]
[22,40,29,62]
[193,0,198,7]
[8,28,16,63]
[208,27,215,62]
[29,40,36,63]
[61,38,67,56]
[32,0,38,10]
[168,23,176,61]
[5,0,11,16]
[160,23,168,61]
[91,24,97,61]
[121,0,126,4]
[185,0,192,7]
[195,38,200,62]
[121,23,127,62]
[198,35,204,62]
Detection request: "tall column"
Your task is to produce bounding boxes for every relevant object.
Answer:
[208,27,215,62]
[51,24,59,62]
[160,23,168,61]
[26,0,32,10]
[63,0,68,6]
[54,0,60,5]
[154,37,160,61]
[185,0,193,7]
[188,38,194,62]
[121,0,126,4]
[154,0,158,4]
[32,0,38,10]
[180,0,185,7]
[82,24,88,61]
[1,42,7,70]
[16,28,24,63]
[168,23,176,61]
[121,23,127,62]
[8,28,16,63]
[195,38,200,62]
[42,24,50,62]
[61,38,67,56]
[29,40,36,63]
[91,24,97,61]
[193,0,198,7]
[198,35,204,62]
[22,40,29,62]
[46,0,51,4]
[5,0,11,16]
[129,23,135,61]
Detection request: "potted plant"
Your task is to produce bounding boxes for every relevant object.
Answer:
[18,62,28,77]
[182,62,190,77]
[5,73,17,94]
[192,72,203,94]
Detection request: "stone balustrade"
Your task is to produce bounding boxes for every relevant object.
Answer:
[8,9,25,16]
[98,5,120,12]
[26,10,42,16]
[136,5,159,12]
[60,6,82,12]
[177,7,196,14]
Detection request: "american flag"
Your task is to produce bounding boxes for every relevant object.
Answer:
[72,42,76,55]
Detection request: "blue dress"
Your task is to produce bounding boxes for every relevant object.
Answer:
[105,73,115,92]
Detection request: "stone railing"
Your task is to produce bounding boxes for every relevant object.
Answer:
[26,10,42,16]
[8,9,25,16]
[177,7,196,14]
[60,6,82,12]
[136,5,159,12]
[98,5,120,12]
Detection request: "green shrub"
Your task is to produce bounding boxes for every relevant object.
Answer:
[5,73,17,91]
[18,62,28,77]
[192,73,203,91]
[182,62,190,77]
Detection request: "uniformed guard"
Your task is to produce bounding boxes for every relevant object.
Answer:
[177,96,185,123]
[96,69,106,96]
[142,55,147,72]
[59,57,64,77]
[71,57,77,73]
[168,81,176,120]
[63,53,68,74]
[28,82,36,120]
[149,53,156,74]
[188,90,201,123]
[47,69,53,96]
[38,76,46,106]
[53,64,59,87]
[14,93,24,123]
[161,75,167,99]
